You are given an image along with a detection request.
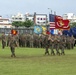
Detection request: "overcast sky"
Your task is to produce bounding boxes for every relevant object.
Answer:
[0,0,76,18]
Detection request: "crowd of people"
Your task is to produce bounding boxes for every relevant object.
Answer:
[0,32,75,57]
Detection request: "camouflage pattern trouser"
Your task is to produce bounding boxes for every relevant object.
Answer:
[2,40,6,49]
[50,44,55,55]
[10,47,16,57]
[54,44,60,55]
[30,42,33,48]
[60,45,65,55]
[45,45,49,55]
[66,42,71,49]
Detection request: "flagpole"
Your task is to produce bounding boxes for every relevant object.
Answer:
[54,11,56,15]
[48,8,52,14]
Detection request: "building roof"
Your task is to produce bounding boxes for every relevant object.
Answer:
[0,18,9,20]
[0,23,12,25]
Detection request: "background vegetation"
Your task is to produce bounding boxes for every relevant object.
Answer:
[12,20,34,27]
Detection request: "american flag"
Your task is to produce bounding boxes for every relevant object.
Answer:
[49,14,56,29]
[49,22,55,29]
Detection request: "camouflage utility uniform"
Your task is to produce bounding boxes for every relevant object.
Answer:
[9,36,18,57]
[1,33,6,49]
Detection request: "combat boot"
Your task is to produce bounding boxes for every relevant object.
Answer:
[13,54,16,57]
[11,55,13,57]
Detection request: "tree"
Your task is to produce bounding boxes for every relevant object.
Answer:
[12,21,23,27]
[70,22,76,28]
[12,20,34,27]
[23,20,34,27]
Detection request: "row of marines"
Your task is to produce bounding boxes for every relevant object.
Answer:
[0,32,75,56]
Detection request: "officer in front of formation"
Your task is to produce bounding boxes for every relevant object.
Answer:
[9,30,18,57]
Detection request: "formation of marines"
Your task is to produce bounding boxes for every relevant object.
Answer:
[0,32,75,57]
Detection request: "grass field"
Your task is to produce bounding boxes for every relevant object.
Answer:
[0,46,76,75]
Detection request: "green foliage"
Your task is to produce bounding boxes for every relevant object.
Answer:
[70,22,76,28]
[12,21,23,27]
[12,20,34,27]
[23,20,34,27]
[0,47,76,75]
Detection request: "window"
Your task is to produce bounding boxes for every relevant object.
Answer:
[43,22,45,23]
[43,18,46,20]
[37,18,39,20]
[41,18,42,20]
[19,18,22,20]
[26,18,28,20]
[0,20,3,22]
[37,21,39,23]
[15,18,18,19]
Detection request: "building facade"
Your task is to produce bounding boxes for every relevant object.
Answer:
[63,13,76,23]
[11,13,25,22]
[25,13,34,21]
[0,16,12,28]
[11,12,47,26]
[34,12,47,26]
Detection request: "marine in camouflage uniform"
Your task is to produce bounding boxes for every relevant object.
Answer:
[39,35,43,48]
[29,34,34,48]
[7,33,11,47]
[33,34,37,48]
[54,35,60,55]
[19,34,22,47]
[50,35,55,55]
[21,34,26,47]
[44,35,50,55]
[14,34,19,46]
[19,34,26,47]
[66,36,71,49]
[26,34,30,47]
[35,37,40,48]
[1,32,6,49]
[9,36,18,57]
[70,35,75,49]
[59,35,65,55]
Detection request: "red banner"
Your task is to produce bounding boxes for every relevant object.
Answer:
[55,16,70,30]
[62,20,70,30]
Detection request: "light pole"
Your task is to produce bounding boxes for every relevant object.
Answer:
[48,8,52,14]
[48,8,56,15]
